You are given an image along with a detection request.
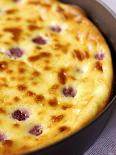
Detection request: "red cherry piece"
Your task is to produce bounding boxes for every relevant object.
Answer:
[95,52,104,60]
[32,36,47,45]
[12,109,29,121]
[29,125,43,136]
[7,48,24,58]
[50,25,61,32]
[62,86,77,97]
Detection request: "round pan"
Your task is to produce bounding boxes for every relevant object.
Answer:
[28,0,116,155]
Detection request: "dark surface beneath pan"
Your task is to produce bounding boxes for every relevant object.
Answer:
[28,0,116,155]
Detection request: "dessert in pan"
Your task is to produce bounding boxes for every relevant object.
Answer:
[0,0,113,154]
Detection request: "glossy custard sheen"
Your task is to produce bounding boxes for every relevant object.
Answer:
[0,0,113,154]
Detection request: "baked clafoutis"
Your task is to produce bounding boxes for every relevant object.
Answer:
[0,0,113,154]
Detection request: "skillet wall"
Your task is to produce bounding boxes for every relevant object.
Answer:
[28,0,116,155]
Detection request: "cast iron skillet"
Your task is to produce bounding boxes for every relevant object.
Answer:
[28,0,116,155]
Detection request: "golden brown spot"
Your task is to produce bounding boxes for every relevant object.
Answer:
[27,19,37,24]
[27,91,35,97]
[54,43,69,53]
[62,104,73,110]
[0,120,2,124]
[58,68,67,85]
[6,17,13,21]
[51,115,64,122]
[36,46,42,50]
[59,126,70,132]
[61,13,70,20]
[44,59,50,64]
[20,145,30,151]
[60,9,78,20]
[28,52,51,62]
[28,55,39,62]
[76,33,81,41]
[0,61,8,71]
[70,75,76,81]
[13,96,20,102]
[61,8,82,21]
[32,81,38,85]
[0,77,6,81]
[6,9,17,14]
[37,16,43,22]
[6,69,13,74]
[4,27,22,41]
[0,83,8,87]
[44,66,51,71]
[5,101,13,105]
[29,0,51,8]
[0,108,6,114]
[3,140,13,146]
[57,5,64,12]
[13,123,20,128]
[28,0,40,5]
[28,25,39,31]
[14,17,21,21]
[18,76,25,81]
[38,52,51,59]
[18,61,25,66]
[0,77,7,87]
[48,98,58,107]
[3,41,10,45]
[10,76,16,80]
[95,61,103,72]
[32,71,40,77]
[35,95,45,102]
[17,84,27,91]
[18,68,26,74]
[73,50,89,61]
[49,84,59,94]
[40,3,51,9]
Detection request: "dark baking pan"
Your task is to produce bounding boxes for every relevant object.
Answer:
[28,0,116,155]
